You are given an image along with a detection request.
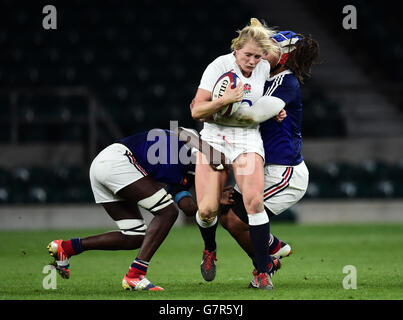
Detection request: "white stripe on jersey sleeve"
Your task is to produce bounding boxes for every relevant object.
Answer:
[265,74,285,96]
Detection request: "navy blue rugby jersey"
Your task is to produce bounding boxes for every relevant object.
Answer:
[119,129,194,191]
[260,70,303,166]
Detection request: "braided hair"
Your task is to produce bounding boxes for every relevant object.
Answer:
[283,34,320,83]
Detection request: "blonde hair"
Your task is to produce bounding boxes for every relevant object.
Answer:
[231,18,279,57]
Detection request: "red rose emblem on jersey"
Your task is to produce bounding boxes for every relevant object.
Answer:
[243,83,251,94]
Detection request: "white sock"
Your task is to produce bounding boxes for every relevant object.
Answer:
[248,211,269,226]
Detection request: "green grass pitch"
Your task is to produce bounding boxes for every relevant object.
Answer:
[1,223,403,300]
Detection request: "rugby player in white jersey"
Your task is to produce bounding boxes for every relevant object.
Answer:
[191,18,282,289]
[219,31,320,288]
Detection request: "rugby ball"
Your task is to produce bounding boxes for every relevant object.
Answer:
[211,71,241,117]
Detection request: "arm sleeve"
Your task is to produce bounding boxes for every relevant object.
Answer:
[198,57,225,92]
[224,95,285,125]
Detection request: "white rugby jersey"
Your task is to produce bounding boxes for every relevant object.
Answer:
[198,52,271,131]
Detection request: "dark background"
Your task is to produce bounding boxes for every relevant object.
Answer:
[0,0,402,207]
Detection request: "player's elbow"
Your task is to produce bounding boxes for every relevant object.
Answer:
[191,105,211,120]
[191,108,203,120]
[254,96,286,122]
[264,96,286,116]
[191,103,202,119]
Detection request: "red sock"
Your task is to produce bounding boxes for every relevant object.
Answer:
[61,240,75,258]
[127,258,148,278]
[61,238,83,258]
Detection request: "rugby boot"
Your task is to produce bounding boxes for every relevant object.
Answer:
[122,274,164,291]
[252,272,274,290]
[249,258,281,288]
[200,249,217,281]
[270,240,292,260]
[47,239,70,279]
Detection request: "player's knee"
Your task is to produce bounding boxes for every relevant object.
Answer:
[158,205,179,222]
[116,219,147,236]
[137,188,174,213]
[198,204,219,222]
[242,193,263,214]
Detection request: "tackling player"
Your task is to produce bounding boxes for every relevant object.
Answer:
[47,128,227,291]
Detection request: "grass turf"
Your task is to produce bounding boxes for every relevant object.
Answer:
[1,223,402,300]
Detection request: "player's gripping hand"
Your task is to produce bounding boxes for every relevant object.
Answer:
[175,126,229,172]
[274,109,287,123]
[220,81,244,106]
[220,185,235,206]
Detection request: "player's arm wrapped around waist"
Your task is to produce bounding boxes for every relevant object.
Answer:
[213,96,285,127]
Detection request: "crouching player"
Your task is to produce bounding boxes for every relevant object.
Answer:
[47,128,222,291]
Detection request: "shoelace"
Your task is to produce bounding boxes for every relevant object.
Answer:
[203,250,217,270]
[257,273,269,287]
[252,259,280,276]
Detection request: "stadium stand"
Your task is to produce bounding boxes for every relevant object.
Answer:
[305,0,403,82]
[0,0,402,203]
[0,0,345,142]
[1,160,403,204]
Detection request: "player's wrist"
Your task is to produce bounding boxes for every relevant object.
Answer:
[217,96,233,110]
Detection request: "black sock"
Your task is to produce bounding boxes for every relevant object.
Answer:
[198,223,218,252]
[249,222,272,273]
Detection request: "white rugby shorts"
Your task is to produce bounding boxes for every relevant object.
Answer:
[234,161,309,215]
[200,125,265,163]
[89,143,148,203]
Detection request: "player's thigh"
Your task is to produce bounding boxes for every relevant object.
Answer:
[118,175,176,214]
[232,152,264,210]
[233,152,264,192]
[102,201,143,221]
[101,175,167,221]
[195,151,227,212]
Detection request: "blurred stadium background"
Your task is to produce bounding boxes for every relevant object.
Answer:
[1,0,402,229]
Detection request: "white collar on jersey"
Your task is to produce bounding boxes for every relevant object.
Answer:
[268,69,292,81]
